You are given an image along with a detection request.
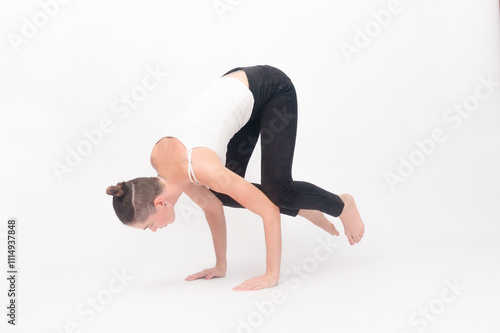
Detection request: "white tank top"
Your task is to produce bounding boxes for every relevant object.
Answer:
[164,76,254,184]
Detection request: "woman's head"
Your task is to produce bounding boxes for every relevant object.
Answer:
[106,177,175,231]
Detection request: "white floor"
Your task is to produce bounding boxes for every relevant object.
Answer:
[3,204,499,333]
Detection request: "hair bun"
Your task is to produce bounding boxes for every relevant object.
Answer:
[106,182,126,197]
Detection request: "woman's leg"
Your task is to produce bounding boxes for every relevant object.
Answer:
[297,209,340,235]
[257,78,365,244]
[257,82,345,216]
[210,117,299,216]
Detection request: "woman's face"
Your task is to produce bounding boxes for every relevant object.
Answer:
[133,201,176,232]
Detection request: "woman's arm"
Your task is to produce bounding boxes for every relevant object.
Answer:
[183,183,227,279]
[193,149,282,291]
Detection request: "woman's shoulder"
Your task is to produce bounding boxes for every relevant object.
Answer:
[150,137,185,169]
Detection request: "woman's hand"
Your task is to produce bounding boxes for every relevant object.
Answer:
[233,272,279,291]
[185,266,227,281]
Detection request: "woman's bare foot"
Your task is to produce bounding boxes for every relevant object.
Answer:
[339,193,365,245]
[298,209,340,236]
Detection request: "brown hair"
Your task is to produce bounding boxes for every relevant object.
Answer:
[106,177,163,224]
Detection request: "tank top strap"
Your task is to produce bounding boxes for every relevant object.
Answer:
[187,148,202,185]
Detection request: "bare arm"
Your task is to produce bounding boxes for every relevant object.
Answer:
[183,183,227,271]
[193,149,282,291]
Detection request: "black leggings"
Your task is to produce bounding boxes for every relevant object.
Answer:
[210,65,345,217]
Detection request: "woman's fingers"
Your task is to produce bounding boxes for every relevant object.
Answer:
[233,274,278,291]
[185,269,208,281]
[186,267,226,281]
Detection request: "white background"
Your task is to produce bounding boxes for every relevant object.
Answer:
[1,0,499,332]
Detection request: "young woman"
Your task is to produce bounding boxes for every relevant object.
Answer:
[106,65,365,291]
